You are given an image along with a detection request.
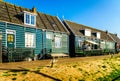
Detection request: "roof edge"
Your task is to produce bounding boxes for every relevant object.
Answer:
[56,16,70,35]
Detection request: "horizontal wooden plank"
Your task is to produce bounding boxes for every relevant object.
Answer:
[6,4,15,8]
[0,6,7,10]
[0,17,10,21]
[0,3,5,6]
[0,12,9,17]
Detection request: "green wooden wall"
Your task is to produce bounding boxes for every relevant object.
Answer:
[75,36,85,53]
[46,31,69,54]
[0,22,43,55]
[0,22,69,56]
[46,31,52,53]
[105,41,115,49]
[0,22,6,47]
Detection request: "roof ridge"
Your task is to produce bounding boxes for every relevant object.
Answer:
[65,20,107,33]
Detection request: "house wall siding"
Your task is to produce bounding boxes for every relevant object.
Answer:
[0,22,6,47]
[52,32,62,53]
[46,31,53,53]
[75,36,84,53]
[0,22,43,55]
[7,23,25,48]
[62,34,69,53]
[36,29,43,54]
[46,31,69,54]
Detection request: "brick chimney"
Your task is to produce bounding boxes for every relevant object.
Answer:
[106,30,108,35]
[114,34,117,36]
[32,7,37,14]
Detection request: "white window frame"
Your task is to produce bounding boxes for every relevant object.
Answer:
[46,34,52,39]
[97,32,101,39]
[55,37,62,48]
[24,11,37,26]
[25,32,36,48]
[78,40,83,47]
[6,29,16,48]
[85,29,91,36]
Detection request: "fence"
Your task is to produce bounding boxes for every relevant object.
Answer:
[2,48,34,62]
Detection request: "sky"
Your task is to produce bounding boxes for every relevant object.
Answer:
[4,0,120,37]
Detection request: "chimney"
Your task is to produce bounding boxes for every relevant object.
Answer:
[32,7,37,14]
[106,30,108,35]
[114,34,117,36]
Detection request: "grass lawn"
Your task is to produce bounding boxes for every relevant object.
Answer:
[0,54,120,81]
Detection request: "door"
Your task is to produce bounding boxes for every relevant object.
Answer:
[7,34,15,48]
[6,29,16,48]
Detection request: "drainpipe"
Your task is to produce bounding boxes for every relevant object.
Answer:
[42,29,45,59]
[5,22,7,48]
[0,32,2,63]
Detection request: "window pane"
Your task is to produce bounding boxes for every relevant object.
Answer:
[25,33,35,48]
[31,15,35,25]
[97,32,100,39]
[85,29,91,36]
[55,37,62,48]
[24,12,36,26]
[26,14,30,24]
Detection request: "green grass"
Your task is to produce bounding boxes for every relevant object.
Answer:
[21,71,28,75]
[12,77,17,80]
[12,73,17,76]
[2,72,11,76]
[96,69,120,81]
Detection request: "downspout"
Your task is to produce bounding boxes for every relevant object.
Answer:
[5,22,7,48]
[0,31,2,63]
[42,29,45,59]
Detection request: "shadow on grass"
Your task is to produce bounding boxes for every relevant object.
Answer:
[112,76,120,81]
[0,67,61,81]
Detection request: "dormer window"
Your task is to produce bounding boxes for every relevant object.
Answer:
[96,32,101,39]
[85,29,91,36]
[24,11,37,26]
[93,32,101,39]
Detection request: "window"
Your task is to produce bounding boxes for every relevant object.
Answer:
[100,41,105,49]
[97,32,101,39]
[26,13,30,24]
[25,33,36,48]
[78,40,83,48]
[24,11,36,26]
[85,29,91,36]
[55,37,62,48]
[31,15,35,25]
[46,34,52,39]
[7,34,14,42]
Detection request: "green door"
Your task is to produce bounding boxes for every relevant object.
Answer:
[46,39,52,54]
[7,34,15,48]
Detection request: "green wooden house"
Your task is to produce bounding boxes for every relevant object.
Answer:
[0,1,69,62]
[63,20,115,56]
[108,33,120,53]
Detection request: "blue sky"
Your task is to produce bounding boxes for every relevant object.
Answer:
[4,0,120,37]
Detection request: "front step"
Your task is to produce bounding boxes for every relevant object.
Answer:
[51,54,69,58]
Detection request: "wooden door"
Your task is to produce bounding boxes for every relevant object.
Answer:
[7,34,15,48]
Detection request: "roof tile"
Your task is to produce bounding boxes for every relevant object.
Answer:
[0,1,68,33]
